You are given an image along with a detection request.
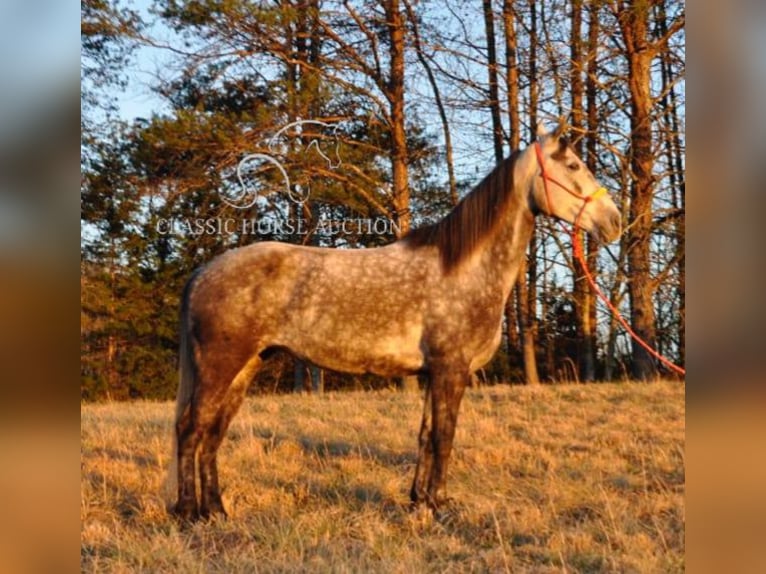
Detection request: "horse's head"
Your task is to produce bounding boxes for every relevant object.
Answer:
[531,122,621,243]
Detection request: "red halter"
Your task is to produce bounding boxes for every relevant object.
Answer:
[533,140,686,377]
[534,141,606,227]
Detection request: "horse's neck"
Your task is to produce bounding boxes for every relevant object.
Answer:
[478,148,537,298]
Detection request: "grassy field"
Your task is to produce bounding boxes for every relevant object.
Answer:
[81,382,684,573]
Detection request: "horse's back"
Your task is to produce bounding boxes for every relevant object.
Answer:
[188,240,433,375]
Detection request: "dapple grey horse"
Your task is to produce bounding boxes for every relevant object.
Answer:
[172,123,621,521]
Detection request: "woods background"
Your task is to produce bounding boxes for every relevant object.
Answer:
[81,0,685,400]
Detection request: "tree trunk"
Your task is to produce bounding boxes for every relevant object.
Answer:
[307,364,324,393]
[618,0,658,380]
[384,0,410,236]
[403,0,458,204]
[502,0,520,150]
[584,0,601,380]
[383,0,416,392]
[483,0,504,164]
[293,360,308,393]
[483,0,511,376]
[517,255,540,385]
[519,0,540,385]
[605,155,632,381]
[570,0,595,382]
[655,0,685,368]
[502,0,522,376]
[106,240,118,397]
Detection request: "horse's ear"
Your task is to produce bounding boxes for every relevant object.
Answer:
[536,122,550,139]
[552,119,568,139]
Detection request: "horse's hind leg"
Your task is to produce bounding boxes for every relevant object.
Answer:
[197,355,262,519]
[175,402,203,521]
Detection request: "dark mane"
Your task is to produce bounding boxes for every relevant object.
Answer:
[403,150,520,273]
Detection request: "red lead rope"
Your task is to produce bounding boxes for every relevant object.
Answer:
[535,143,686,377]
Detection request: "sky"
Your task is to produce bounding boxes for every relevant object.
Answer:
[111,0,174,122]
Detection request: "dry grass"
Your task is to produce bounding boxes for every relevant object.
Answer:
[81,382,684,573]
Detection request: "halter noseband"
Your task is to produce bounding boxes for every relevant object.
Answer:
[534,141,607,227]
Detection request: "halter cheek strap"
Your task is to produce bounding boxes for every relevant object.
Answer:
[534,142,607,227]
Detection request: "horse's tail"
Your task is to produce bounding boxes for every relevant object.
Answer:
[163,270,200,506]
[175,272,198,425]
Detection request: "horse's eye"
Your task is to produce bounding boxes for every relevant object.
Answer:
[567,162,580,172]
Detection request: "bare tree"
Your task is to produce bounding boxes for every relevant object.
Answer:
[654,0,685,368]
[483,0,504,164]
[584,0,603,379]
[403,0,458,205]
[382,0,411,235]
[518,0,540,385]
[615,0,684,379]
[502,0,521,366]
[569,0,596,381]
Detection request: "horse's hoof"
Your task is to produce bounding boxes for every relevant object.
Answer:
[411,494,459,514]
[409,495,426,512]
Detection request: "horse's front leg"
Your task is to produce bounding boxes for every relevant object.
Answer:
[410,384,433,506]
[426,367,468,509]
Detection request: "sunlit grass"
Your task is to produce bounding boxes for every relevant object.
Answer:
[81,381,684,572]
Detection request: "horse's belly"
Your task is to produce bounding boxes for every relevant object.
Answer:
[292,331,425,377]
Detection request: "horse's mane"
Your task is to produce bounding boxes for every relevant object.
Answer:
[403,150,520,273]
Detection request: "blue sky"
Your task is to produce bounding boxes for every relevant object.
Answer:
[111,0,174,122]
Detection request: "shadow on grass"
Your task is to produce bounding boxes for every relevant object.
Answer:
[297,434,415,467]
[228,428,418,515]
[245,427,416,468]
